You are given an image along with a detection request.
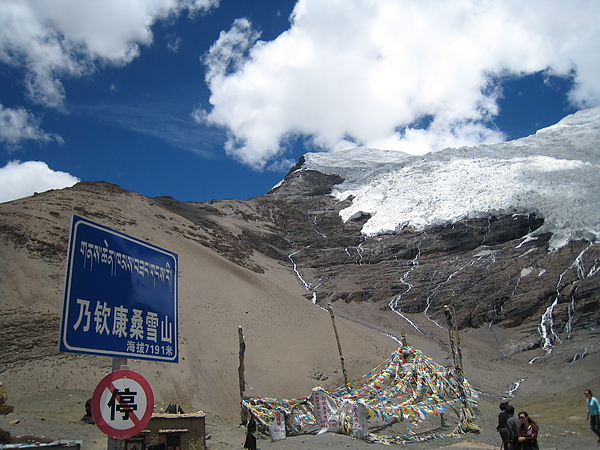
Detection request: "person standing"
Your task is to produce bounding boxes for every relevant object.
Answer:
[585,389,600,443]
[517,411,539,450]
[506,405,520,450]
[497,401,510,449]
[244,417,257,450]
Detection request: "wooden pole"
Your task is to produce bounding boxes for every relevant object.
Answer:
[443,305,460,373]
[452,302,464,376]
[443,303,463,375]
[238,326,246,401]
[327,306,348,387]
[443,303,474,432]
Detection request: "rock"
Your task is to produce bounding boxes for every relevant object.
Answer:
[0,383,6,405]
[0,383,14,415]
[0,405,14,415]
[80,398,94,424]
[0,428,12,444]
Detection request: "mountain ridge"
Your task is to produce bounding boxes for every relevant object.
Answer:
[0,108,599,448]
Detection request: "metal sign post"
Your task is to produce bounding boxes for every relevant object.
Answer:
[108,357,128,450]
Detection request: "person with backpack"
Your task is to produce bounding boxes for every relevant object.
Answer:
[497,401,510,449]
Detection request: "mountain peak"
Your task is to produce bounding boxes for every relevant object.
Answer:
[290,107,600,250]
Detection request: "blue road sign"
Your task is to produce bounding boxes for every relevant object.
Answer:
[59,215,178,362]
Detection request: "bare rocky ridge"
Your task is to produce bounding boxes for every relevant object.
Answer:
[155,165,600,346]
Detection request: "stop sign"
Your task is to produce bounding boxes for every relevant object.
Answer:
[91,370,154,439]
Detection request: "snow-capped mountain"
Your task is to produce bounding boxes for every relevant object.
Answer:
[1,107,598,429]
[301,106,600,250]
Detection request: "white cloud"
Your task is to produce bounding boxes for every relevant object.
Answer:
[201,0,600,169]
[0,0,219,109]
[0,104,63,148]
[0,160,79,203]
[0,0,219,149]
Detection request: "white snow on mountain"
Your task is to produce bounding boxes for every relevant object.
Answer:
[300,107,600,250]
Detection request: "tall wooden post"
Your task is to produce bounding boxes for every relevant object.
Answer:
[327,306,348,387]
[238,326,246,401]
[443,304,474,432]
[443,304,463,375]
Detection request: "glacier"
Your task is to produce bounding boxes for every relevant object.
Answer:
[300,107,600,250]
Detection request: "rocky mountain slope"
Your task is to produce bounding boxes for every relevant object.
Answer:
[0,181,397,420]
[155,155,600,363]
[0,109,599,447]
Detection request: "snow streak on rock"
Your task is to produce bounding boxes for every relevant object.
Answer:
[289,249,317,304]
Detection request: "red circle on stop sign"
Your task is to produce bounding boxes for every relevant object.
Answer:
[91,369,154,439]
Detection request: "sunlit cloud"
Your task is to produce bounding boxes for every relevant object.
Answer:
[0,105,63,149]
[0,160,79,203]
[0,0,219,149]
[200,0,600,169]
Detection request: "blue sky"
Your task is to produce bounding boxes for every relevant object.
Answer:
[1,0,598,203]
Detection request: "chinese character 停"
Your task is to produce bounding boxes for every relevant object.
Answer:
[108,387,138,421]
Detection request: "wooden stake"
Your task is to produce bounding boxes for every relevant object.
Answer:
[443,305,461,373]
[238,326,246,401]
[327,306,348,387]
[443,303,474,430]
